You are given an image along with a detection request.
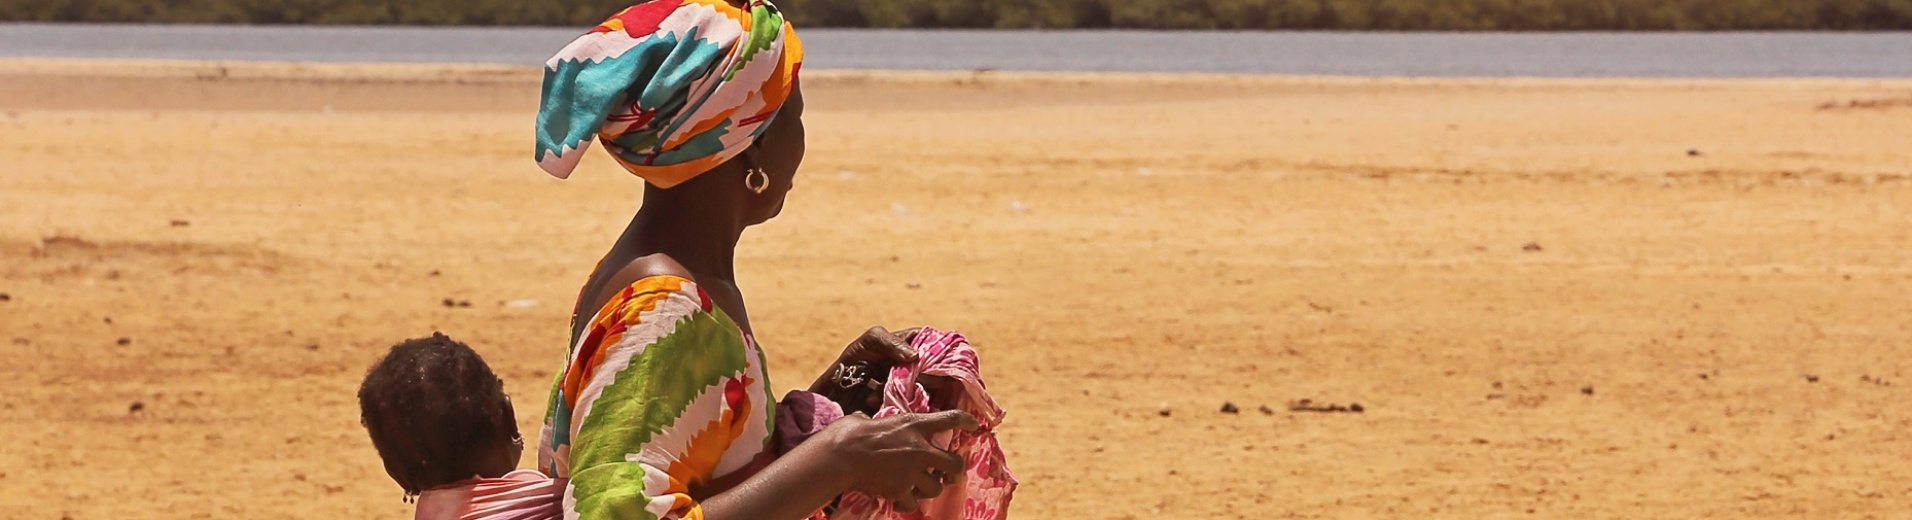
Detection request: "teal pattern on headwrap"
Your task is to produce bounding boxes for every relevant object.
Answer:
[533,0,803,189]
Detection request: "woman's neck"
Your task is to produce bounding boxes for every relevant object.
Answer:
[622,205,741,283]
[600,193,754,331]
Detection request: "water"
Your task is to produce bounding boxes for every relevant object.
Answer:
[2,23,1909,77]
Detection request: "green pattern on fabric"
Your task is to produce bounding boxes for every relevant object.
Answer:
[570,461,660,520]
[541,368,564,437]
[754,342,776,440]
[568,306,750,471]
[727,5,782,79]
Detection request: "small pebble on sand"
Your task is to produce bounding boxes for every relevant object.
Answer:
[129,401,145,413]
[116,337,131,346]
[1220,402,1239,414]
[1581,386,1594,395]
[170,219,190,227]
[1522,242,1544,252]
[0,293,10,302]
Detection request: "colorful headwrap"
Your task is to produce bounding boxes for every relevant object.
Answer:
[534,0,803,188]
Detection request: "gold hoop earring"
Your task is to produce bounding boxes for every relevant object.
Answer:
[744,168,770,195]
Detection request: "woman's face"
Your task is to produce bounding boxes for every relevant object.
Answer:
[743,82,806,225]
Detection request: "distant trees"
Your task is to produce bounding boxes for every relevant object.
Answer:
[2,0,1909,29]
[779,0,1912,29]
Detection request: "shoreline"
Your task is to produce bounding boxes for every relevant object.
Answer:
[6,58,1912,88]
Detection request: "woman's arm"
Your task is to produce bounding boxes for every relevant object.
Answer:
[702,411,976,519]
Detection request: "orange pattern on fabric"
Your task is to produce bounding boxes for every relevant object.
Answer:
[608,154,726,189]
[757,23,802,113]
[687,0,750,26]
[590,6,634,34]
[558,275,686,413]
[662,107,740,150]
[666,373,756,489]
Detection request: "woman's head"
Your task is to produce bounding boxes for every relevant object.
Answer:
[357,333,521,496]
[533,0,804,192]
[731,80,806,225]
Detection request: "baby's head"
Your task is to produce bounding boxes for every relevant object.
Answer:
[357,332,521,496]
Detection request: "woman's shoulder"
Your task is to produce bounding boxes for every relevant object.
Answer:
[579,254,699,320]
[610,254,697,288]
[577,265,735,353]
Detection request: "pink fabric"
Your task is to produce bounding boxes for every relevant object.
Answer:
[832,327,1017,520]
[414,469,564,520]
[776,389,847,455]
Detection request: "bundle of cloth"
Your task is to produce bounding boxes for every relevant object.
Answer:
[776,328,1018,520]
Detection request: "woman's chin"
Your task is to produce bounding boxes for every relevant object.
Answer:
[746,201,785,226]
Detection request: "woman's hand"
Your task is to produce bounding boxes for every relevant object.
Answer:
[820,410,978,513]
[837,326,922,367]
[810,326,922,412]
[697,410,975,520]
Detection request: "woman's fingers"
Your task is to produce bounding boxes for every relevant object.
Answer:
[894,326,923,344]
[939,460,962,485]
[854,326,917,364]
[892,493,921,513]
[928,444,966,479]
[829,411,975,511]
[909,469,946,499]
[909,410,979,435]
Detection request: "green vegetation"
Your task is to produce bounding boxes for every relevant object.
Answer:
[3,0,1909,29]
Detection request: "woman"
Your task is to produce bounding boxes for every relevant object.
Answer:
[531,2,976,520]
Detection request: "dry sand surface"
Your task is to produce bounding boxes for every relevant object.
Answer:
[2,59,1911,519]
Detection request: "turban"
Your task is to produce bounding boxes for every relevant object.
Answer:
[534,0,803,188]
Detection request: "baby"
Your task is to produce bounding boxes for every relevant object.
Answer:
[357,333,561,520]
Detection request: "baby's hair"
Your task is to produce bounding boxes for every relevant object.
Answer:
[357,332,513,495]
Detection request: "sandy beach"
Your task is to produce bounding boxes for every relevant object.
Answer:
[2,59,1910,519]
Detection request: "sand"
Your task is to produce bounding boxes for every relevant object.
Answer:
[2,59,1910,519]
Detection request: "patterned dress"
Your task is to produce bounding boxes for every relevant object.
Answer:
[538,275,774,520]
